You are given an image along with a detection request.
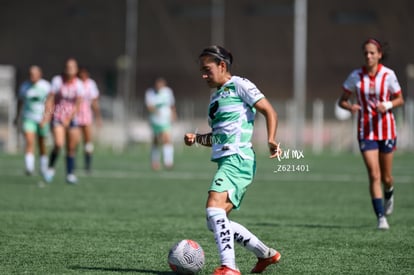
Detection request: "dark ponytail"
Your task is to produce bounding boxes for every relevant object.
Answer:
[199,45,233,71]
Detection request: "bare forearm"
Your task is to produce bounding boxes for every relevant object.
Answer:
[338,93,360,114]
[255,98,278,142]
[391,94,404,108]
[70,97,82,120]
[15,100,23,120]
[92,100,102,120]
[42,95,54,122]
[265,108,278,143]
[339,98,352,111]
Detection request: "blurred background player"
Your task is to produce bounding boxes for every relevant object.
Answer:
[145,77,177,170]
[43,58,84,184]
[77,67,102,173]
[184,46,281,275]
[338,38,404,230]
[14,65,51,176]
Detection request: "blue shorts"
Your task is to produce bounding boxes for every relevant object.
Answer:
[359,139,397,153]
[51,118,78,128]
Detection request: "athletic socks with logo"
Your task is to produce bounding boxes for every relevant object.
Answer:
[206,207,236,269]
[207,207,273,269]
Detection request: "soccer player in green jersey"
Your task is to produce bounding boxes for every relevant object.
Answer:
[184,46,282,275]
[145,77,177,170]
[14,65,51,176]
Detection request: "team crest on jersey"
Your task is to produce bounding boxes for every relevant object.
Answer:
[220,87,231,98]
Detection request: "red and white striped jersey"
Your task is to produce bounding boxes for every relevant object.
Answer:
[50,75,84,123]
[343,64,402,140]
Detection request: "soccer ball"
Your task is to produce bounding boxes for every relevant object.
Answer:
[168,239,205,274]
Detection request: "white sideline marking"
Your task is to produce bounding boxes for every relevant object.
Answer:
[2,169,413,184]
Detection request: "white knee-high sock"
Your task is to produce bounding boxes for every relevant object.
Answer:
[40,155,48,175]
[163,144,174,167]
[230,220,270,258]
[151,146,160,165]
[206,207,236,269]
[25,153,35,173]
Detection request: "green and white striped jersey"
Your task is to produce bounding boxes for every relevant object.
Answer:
[18,79,51,122]
[208,76,264,160]
[145,86,175,127]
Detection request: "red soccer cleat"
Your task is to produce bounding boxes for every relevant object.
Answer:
[212,265,241,275]
[251,249,281,273]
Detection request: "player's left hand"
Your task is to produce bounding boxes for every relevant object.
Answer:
[184,133,196,146]
[62,118,71,128]
[268,141,281,159]
[377,102,390,114]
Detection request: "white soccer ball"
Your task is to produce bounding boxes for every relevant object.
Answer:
[335,100,352,121]
[168,239,205,274]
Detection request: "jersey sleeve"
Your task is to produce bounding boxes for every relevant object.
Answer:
[388,70,402,95]
[18,82,29,99]
[76,79,85,97]
[41,79,51,95]
[90,79,100,99]
[145,89,153,106]
[236,78,265,107]
[50,76,62,94]
[342,70,359,94]
[167,88,175,106]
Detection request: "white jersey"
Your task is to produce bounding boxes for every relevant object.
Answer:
[18,79,51,122]
[145,86,175,126]
[208,76,265,160]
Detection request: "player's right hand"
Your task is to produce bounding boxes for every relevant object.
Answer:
[350,104,361,114]
[268,141,282,159]
[184,133,196,146]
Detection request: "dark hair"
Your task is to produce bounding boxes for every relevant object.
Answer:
[362,38,389,62]
[78,66,89,73]
[77,66,90,79]
[199,45,233,71]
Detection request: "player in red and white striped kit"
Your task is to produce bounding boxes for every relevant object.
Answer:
[338,38,405,230]
[43,58,84,184]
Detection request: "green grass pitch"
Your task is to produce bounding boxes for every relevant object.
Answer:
[0,145,413,274]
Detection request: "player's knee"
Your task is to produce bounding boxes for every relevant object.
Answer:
[368,171,381,183]
[382,175,393,185]
[85,142,94,153]
[53,144,63,153]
